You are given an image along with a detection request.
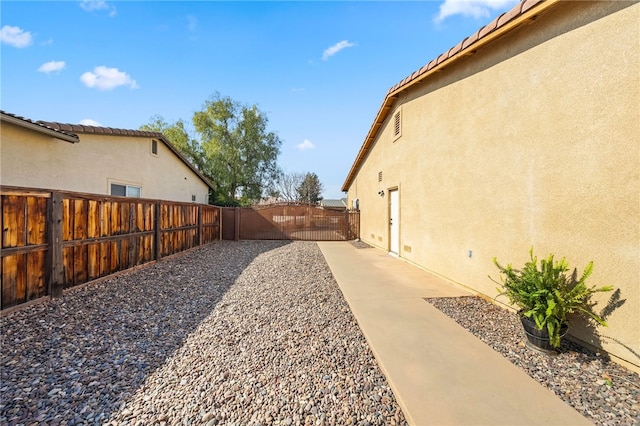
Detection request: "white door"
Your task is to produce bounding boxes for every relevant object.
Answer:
[389,189,399,255]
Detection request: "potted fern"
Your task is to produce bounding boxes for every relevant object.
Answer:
[491,247,613,353]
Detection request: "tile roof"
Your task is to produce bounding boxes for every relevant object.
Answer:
[341,0,555,192]
[3,113,214,191]
[384,0,546,96]
[1,110,79,143]
[37,121,165,139]
[320,198,348,208]
[38,120,214,191]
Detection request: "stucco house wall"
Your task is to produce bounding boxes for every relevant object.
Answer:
[0,114,212,204]
[344,0,639,369]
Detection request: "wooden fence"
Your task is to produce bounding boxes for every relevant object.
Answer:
[1,186,221,310]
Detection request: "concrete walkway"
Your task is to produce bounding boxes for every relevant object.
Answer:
[318,242,591,426]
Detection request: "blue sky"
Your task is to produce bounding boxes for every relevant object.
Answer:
[1,0,518,199]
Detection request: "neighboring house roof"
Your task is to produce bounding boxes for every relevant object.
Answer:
[38,120,215,191]
[320,198,347,208]
[1,110,80,144]
[341,0,557,192]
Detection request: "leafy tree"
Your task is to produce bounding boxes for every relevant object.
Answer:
[193,93,282,205]
[141,93,282,206]
[297,172,324,204]
[274,171,305,202]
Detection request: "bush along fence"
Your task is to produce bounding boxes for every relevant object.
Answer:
[1,186,221,311]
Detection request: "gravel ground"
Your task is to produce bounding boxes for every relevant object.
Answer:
[1,241,406,426]
[427,296,640,426]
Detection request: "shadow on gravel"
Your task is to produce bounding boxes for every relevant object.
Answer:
[0,240,290,424]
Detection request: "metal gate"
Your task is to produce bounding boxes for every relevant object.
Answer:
[222,204,359,241]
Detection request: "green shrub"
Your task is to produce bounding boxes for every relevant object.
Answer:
[491,247,613,347]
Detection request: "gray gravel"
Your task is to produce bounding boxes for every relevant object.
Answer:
[427,296,640,426]
[1,241,406,426]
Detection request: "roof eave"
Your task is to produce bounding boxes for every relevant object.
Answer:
[341,94,397,192]
[1,113,79,144]
[41,121,215,192]
[341,0,559,192]
[157,136,216,192]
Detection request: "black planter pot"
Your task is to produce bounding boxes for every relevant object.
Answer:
[520,314,568,354]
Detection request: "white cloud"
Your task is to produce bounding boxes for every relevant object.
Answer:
[79,118,102,126]
[80,66,138,90]
[79,0,117,17]
[38,61,66,74]
[435,0,518,23]
[322,40,355,61]
[0,25,33,48]
[296,139,315,151]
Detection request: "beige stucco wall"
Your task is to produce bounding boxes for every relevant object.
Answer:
[347,1,639,368]
[0,123,210,204]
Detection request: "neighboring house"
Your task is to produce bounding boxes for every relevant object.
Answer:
[0,111,213,203]
[320,198,348,210]
[342,0,639,370]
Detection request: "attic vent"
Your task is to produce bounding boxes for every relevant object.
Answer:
[378,171,383,182]
[393,110,401,139]
[151,139,158,155]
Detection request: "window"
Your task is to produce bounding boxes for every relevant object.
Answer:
[393,109,402,140]
[151,139,158,156]
[191,195,196,202]
[111,183,141,198]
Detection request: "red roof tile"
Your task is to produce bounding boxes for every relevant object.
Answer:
[436,52,449,65]
[522,0,544,13]
[498,4,524,26]
[479,15,500,38]
[342,0,558,192]
[449,41,464,57]
[462,32,479,50]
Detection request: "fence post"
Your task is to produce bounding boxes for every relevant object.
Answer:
[197,204,203,246]
[48,192,64,298]
[344,210,349,240]
[234,207,240,241]
[154,201,161,261]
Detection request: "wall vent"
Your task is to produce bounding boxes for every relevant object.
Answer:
[393,110,401,139]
